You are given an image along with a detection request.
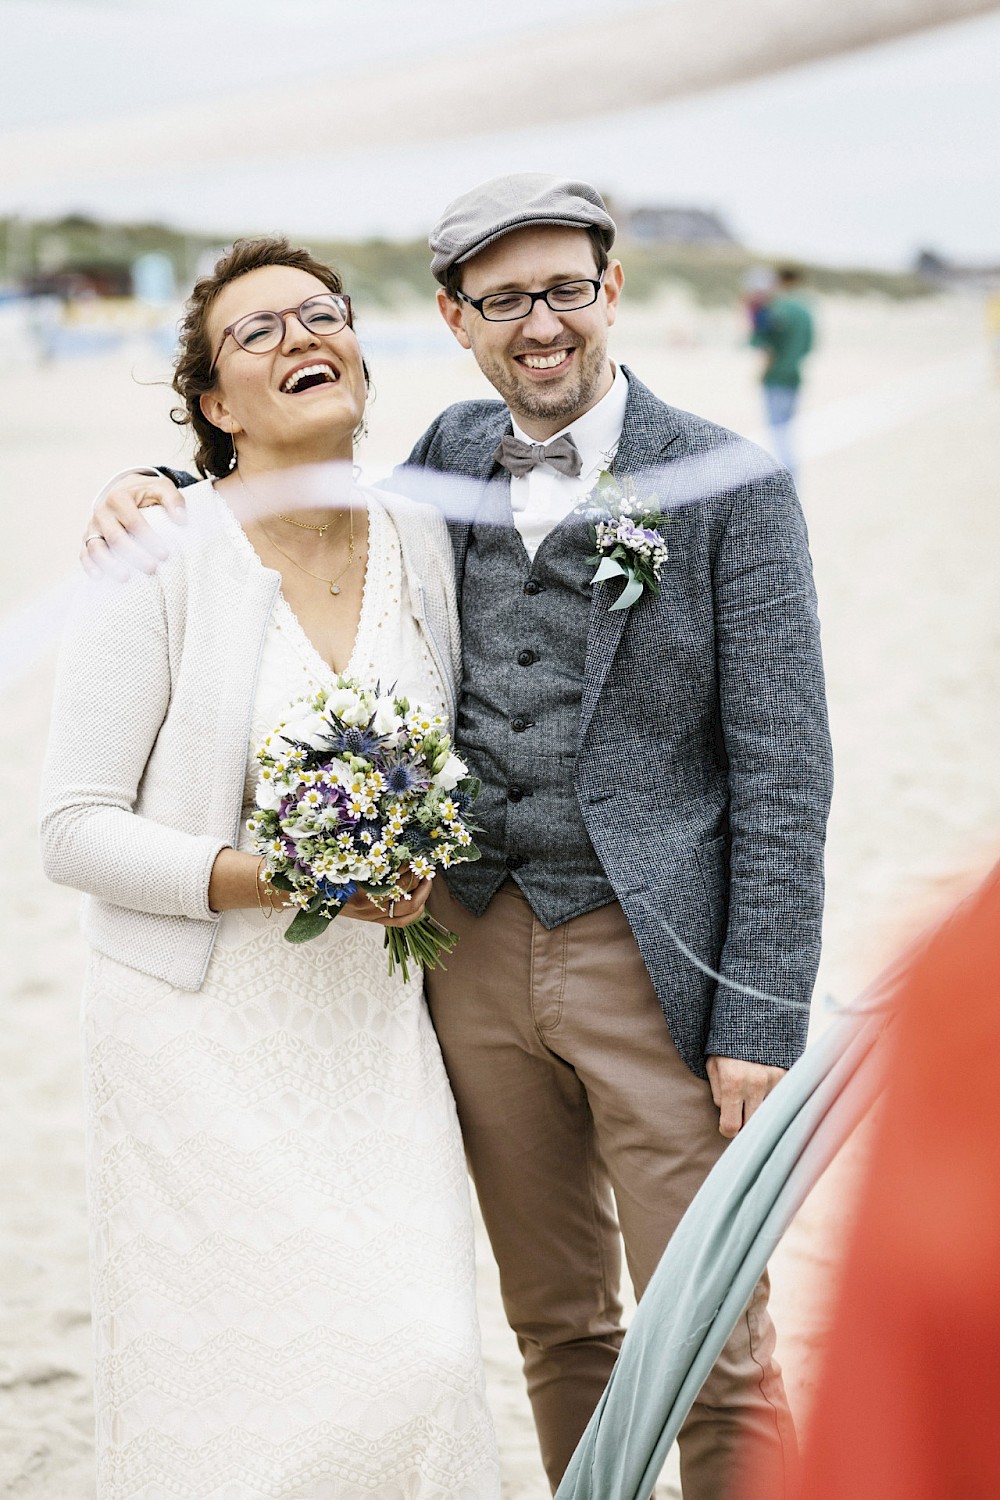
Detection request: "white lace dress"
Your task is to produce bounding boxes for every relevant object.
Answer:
[82,496,500,1499]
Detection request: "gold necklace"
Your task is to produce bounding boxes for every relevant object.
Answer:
[259,507,356,596]
[235,470,357,596]
[277,511,334,535]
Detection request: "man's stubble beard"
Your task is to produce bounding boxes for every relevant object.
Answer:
[477,337,608,428]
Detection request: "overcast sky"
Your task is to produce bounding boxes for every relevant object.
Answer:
[1,0,998,268]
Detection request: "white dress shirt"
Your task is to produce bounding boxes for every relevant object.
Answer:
[508,363,629,560]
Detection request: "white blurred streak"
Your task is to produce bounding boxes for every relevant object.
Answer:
[0,580,74,696]
[1,344,988,697]
[1,0,998,188]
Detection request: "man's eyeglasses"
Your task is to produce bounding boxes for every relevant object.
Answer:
[209,293,352,376]
[456,272,605,323]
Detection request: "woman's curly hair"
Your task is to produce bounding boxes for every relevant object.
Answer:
[171,237,360,479]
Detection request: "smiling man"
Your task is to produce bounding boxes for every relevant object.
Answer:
[410,175,832,1500]
[80,174,832,1499]
[440,225,619,425]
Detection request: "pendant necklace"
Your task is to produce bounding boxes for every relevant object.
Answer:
[259,506,356,595]
[235,471,357,595]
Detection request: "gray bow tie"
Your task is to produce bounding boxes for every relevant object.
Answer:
[493,432,583,479]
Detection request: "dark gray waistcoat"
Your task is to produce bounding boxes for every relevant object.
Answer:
[446,490,615,925]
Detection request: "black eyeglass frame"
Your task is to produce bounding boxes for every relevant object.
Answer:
[209,292,353,377]
[455,272,605,323]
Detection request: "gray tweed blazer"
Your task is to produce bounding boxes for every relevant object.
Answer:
[402,367,834,1075]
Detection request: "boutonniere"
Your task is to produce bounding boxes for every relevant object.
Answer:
[580,470,670,612]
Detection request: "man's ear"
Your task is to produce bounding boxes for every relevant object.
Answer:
[603,260,624,329]
[437,287,473,351]
[199,389,238,434]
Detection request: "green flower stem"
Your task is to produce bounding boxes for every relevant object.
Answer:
[384,916,459,984]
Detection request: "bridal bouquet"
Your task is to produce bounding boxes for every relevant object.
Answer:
[247,677,480,981]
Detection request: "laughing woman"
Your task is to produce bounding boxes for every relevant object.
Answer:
[40,238,500,1500]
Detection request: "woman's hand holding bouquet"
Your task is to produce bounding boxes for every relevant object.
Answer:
[248,677,480,982]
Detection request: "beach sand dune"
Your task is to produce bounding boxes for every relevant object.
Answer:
[1,292,998,1497]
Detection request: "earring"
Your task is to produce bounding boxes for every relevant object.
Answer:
[229,435,238,471]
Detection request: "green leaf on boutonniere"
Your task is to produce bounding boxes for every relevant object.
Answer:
[580,468,671,612]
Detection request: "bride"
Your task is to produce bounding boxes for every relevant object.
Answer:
[40,237,500,1500]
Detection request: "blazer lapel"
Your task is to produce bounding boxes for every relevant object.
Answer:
[580,369,683,741]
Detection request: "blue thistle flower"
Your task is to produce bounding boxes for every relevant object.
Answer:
[404,825,435,854]
[382,755,429,796]
[354,818,383,847]
[328,725,385,757]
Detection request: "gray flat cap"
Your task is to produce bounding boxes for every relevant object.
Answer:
[429,172,616,285]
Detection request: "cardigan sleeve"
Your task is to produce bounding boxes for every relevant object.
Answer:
[39,568,229,921]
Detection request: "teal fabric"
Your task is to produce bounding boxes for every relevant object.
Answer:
[555,1006,891,1500]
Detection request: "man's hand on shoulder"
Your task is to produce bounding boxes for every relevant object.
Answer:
[81,469,187,579]
[706,1055,786,1139]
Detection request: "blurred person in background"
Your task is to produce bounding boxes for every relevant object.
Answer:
[751,266,814,480]
[742,265,776,340]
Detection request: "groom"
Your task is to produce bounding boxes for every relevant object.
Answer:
[83,175,833,1499]
[414,175,832,1500]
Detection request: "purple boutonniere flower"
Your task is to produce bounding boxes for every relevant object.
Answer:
[580,471,670,612]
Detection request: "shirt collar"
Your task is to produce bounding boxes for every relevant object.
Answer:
[510,362,629,477]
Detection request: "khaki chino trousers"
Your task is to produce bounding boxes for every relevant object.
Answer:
[425,879,797,1500]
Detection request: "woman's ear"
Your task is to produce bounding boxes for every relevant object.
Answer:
[199,388,237,433]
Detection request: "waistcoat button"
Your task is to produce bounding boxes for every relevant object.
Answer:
[517,649,536,667]
[511,717,528,733]
[507,786,525,802]
[504,854,525,870]
[523,580,542,595]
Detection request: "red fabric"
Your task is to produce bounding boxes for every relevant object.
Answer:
[790,863,1000,1500]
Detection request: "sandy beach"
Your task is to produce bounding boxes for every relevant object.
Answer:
[1,287,998,1498]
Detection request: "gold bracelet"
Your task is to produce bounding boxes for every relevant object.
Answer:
[255,857,273,920]
[263,863,284,913]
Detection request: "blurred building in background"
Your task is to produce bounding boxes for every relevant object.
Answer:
[622,205,741,248]
[914,248,1000,291]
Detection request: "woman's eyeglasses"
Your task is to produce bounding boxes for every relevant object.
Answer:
[209,293,352,376]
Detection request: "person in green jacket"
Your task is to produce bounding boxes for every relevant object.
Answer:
[751,266,814,479]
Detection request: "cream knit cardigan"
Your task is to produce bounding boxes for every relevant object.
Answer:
[39,480,461,991]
